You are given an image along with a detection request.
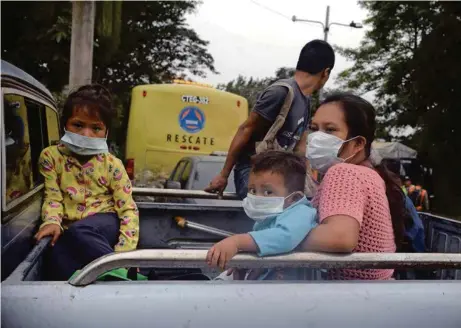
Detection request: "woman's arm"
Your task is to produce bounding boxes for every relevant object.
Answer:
[301,164,366,253]
[301,215,360,253]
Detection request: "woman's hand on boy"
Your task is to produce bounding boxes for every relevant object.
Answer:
[34,224,62,246]
[206,237,239,270]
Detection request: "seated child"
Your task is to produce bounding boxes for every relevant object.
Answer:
[34,84,139,281]
[206,151,317,280]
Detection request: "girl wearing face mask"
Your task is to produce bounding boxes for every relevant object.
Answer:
[302,93,409,280]
[34,85,139,281]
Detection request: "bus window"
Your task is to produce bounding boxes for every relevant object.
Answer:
[3,94,52,206]
[4,95,33,204]
[46,106,60,144]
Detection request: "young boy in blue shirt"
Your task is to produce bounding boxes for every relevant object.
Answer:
[207,151,318,280]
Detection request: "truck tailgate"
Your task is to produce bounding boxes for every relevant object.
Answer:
[2,280,461,328]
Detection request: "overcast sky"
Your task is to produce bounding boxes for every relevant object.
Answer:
[186,0,368,87]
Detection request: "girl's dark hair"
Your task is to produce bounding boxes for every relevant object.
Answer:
[61,84,115,129]
[321,92,410,251]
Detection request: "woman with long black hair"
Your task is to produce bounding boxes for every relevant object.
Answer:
[302,93,410,280]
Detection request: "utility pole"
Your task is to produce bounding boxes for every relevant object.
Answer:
[292,6,362,99]
[292,5,362,43]
[69,1,96,90]
[323,6,330,42]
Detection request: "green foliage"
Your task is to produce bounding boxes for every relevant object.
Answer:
[2,1,216,154]
[96,1,122,64]
[217,67,295,110]
[2,1,215,91]
[218,67,337,117]
[336,1,461,215]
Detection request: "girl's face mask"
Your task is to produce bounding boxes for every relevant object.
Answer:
[60,129,108,156]
[306,131,360,174]
[242,192,304,221]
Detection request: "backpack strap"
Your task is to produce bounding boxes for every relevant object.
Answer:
[259,81,295,148]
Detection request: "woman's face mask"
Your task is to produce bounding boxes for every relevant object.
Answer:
[60,129,108,156]
[242,192,304,221]
[306,131,360,174]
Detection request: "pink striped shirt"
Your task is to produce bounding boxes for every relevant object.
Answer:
[313,163,396,280]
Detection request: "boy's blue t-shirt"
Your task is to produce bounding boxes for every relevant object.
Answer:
[247,197,318,280]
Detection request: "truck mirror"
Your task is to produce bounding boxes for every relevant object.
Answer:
[165,180,181,190]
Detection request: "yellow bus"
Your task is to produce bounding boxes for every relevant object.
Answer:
[125,80,248,179]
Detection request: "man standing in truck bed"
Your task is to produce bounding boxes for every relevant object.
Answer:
[205,40,335,199]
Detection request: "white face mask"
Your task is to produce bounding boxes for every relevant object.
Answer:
[242,192,301,222]
[60,129,108,156]
[307,131,358,174]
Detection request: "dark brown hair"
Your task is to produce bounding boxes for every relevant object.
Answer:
[61,84,115,130]
[296,39,335,74]
[251,151,306,193]
[321,92,410,250]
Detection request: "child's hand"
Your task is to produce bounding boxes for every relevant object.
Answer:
[206,237,239,270]
[34,224,62,246]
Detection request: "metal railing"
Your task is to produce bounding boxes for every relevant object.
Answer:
[174,216,234,237]
[132,188,240,200]
[69,249,461,287]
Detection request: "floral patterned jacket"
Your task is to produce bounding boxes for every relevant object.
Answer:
[39,144,139,251]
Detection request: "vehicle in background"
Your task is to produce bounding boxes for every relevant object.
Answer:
[165,153,240,206]
[1,60,61,280]
[125,80,248,179]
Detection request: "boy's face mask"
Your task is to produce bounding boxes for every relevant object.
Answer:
[60,129,108,156]
[242,192,304,221]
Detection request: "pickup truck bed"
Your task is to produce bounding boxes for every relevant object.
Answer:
[2,199,461,328]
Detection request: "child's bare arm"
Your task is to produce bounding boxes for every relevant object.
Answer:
[206,234,258,270]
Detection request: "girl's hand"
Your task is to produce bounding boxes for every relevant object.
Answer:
[34,224,62,246]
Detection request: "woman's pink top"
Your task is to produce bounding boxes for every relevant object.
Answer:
[312,163,396,280]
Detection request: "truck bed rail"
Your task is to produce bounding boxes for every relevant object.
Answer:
[132,187,239,200]
[69,250,461,286]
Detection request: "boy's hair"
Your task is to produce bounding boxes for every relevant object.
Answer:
[61,84,115,129]
[251,151,306,193]
[296,39,335,75]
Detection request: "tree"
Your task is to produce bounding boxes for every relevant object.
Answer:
[1,2,72,91]
[218,75,268,110]
[2,1,217,152]
[218,67,330,113]
[336,2,461,215]
[93,1,217,94]
[2,1,215,92]
[218,67,296,109]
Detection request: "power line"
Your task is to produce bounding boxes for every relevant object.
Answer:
[249,0,292,21]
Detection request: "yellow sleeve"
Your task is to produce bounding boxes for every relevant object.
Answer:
[111,159,139,252]
[39,149,64,230]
